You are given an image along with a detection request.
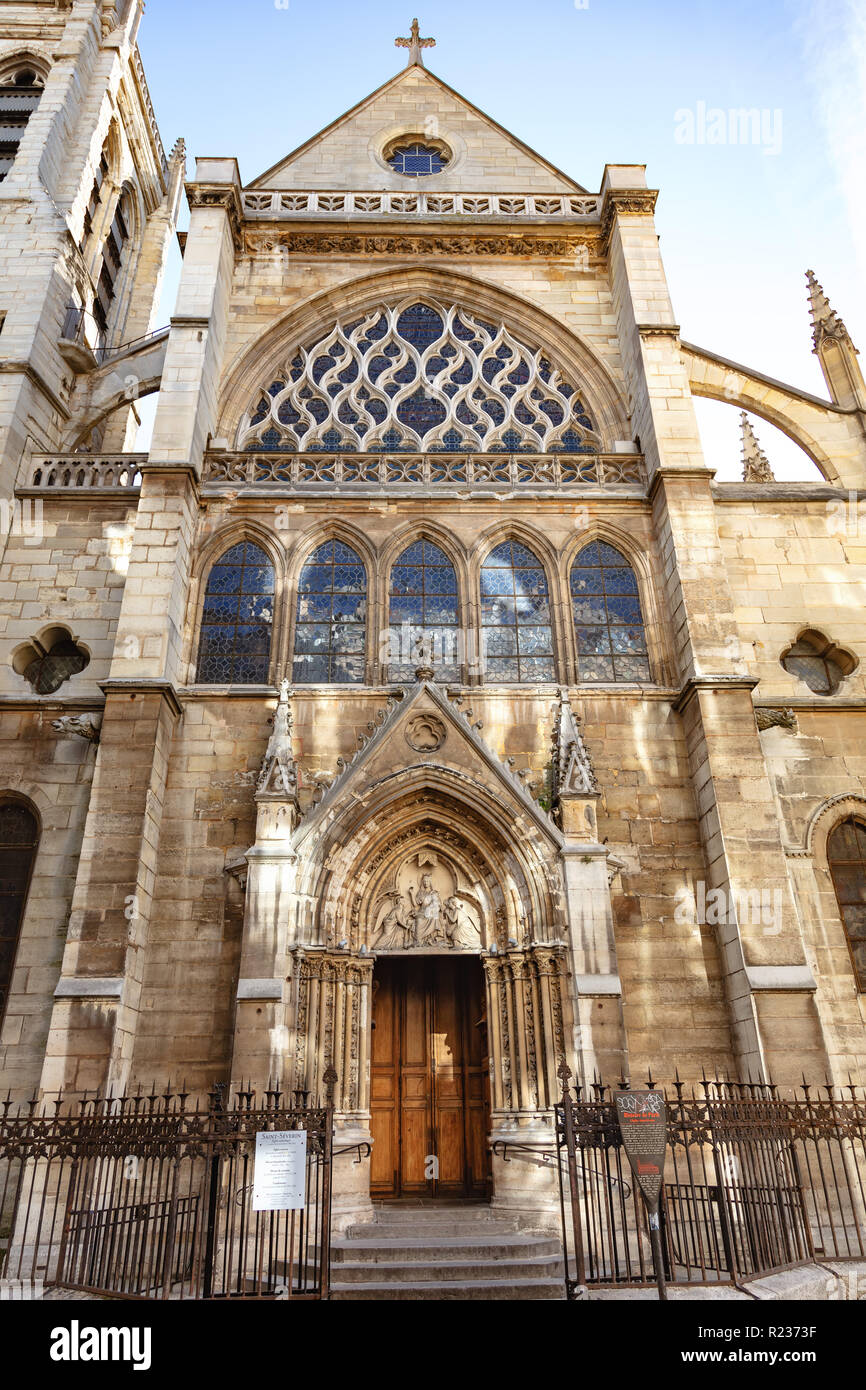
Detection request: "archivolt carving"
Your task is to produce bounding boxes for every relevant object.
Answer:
[295,779,565,956]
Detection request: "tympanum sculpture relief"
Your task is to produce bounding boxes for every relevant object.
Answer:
[372,851,482,951]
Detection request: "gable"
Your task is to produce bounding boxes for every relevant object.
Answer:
[248,65,584,193]
[294,680,562,851]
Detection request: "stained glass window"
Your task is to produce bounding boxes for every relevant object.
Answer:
[0,800,38,1024]
[239,301,600,455]
[196,542,274,684]
[781,634,849,695]
[23,637,88,694]
[388,143,448,176]
[293,540,366,684]
[570,542,650,683]
[388,541,459,681]
[828,818,866,991]
[480,541,556,683]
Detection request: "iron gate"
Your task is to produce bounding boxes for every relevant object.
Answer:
[555,1066,866,1295]
[0,1078,335,1300]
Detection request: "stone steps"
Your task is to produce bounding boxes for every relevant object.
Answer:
[331,1276,563,1301]
[333,1234,562,1262]
[332,1254,563,1284]
[329,1204,565,1301]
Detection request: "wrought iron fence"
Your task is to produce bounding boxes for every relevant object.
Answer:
[0,1078,335,1300]
[556,1068,866,1296]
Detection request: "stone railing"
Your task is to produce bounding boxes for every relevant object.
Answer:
[23,455,146,491]
[241,190,601,221]
[203,451,646,493]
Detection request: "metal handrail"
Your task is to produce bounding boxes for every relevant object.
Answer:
[333,1141,372,1166]
[60,305,169,366]
[491,1138,632,1197]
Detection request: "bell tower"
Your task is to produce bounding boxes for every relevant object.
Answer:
[0,0,182,498]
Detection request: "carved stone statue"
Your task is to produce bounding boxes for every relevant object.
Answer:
[371,853,483,952]
[444,895,480,948]
[376,892,414,949]
[409,872,446,943]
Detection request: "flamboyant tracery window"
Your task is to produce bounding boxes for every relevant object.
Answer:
[0,799,38,1025]
[828,817,866,992]
[480,541,555,683]
[388,541,460,682]
[239,300,600,455]
[293,541,367,684]
[570,542,650,682]
[196,542,274,684]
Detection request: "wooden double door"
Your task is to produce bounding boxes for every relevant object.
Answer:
[370,956,491,1198]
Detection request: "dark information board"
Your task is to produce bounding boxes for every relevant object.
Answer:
[614,1090,667,1213]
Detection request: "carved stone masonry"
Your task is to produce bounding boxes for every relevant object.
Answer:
[554,688,598,797]
[51,714,102,745]
[256,679,300,824]
[740,412,775,482]
[244,232,595,260]
[756,707,797,733]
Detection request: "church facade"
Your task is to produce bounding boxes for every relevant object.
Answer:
[1,1,866,1226]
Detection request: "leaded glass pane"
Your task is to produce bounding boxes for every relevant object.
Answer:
[480,541,555,684]
[388,143,448,177]
[239,302,601,454]
[196,542,274,684]
[0,801,38,1024]
[293,540,366,684]
[388,541,460,681]
[570,544,650,683]
[828,818,866,989]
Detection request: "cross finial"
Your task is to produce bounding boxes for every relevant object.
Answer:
[396,17,436,68]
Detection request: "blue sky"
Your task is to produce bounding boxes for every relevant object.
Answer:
[137,0,865,479]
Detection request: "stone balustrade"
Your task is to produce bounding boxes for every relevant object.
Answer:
[241,190,601,221]
[22,455,146,491]
[203,450,646,494]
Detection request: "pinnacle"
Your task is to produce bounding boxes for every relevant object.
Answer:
[740,412,774,483]
[806,268,846,349]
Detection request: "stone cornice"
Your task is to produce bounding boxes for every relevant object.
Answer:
[636,323,681,337]
[647,464,716,502]
[712,482,864,503]
[599,188,659,251]
[673,675,761,714]
[185,182,244,251]
[242,229,597,261]
[100,679,183,720]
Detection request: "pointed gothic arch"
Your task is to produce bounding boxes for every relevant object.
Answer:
[561,521,671,685]
[287,763,569,1120]
[192,537,277,686]
[216,267,632,452]
[0,795,40,1026]
[287,525,373,686]
[380,527,467,685]
[186,521,286,685]
[469,521,562,685]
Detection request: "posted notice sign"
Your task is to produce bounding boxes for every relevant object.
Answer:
[614,1091,667,1213]
[252,1130,307,1212]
